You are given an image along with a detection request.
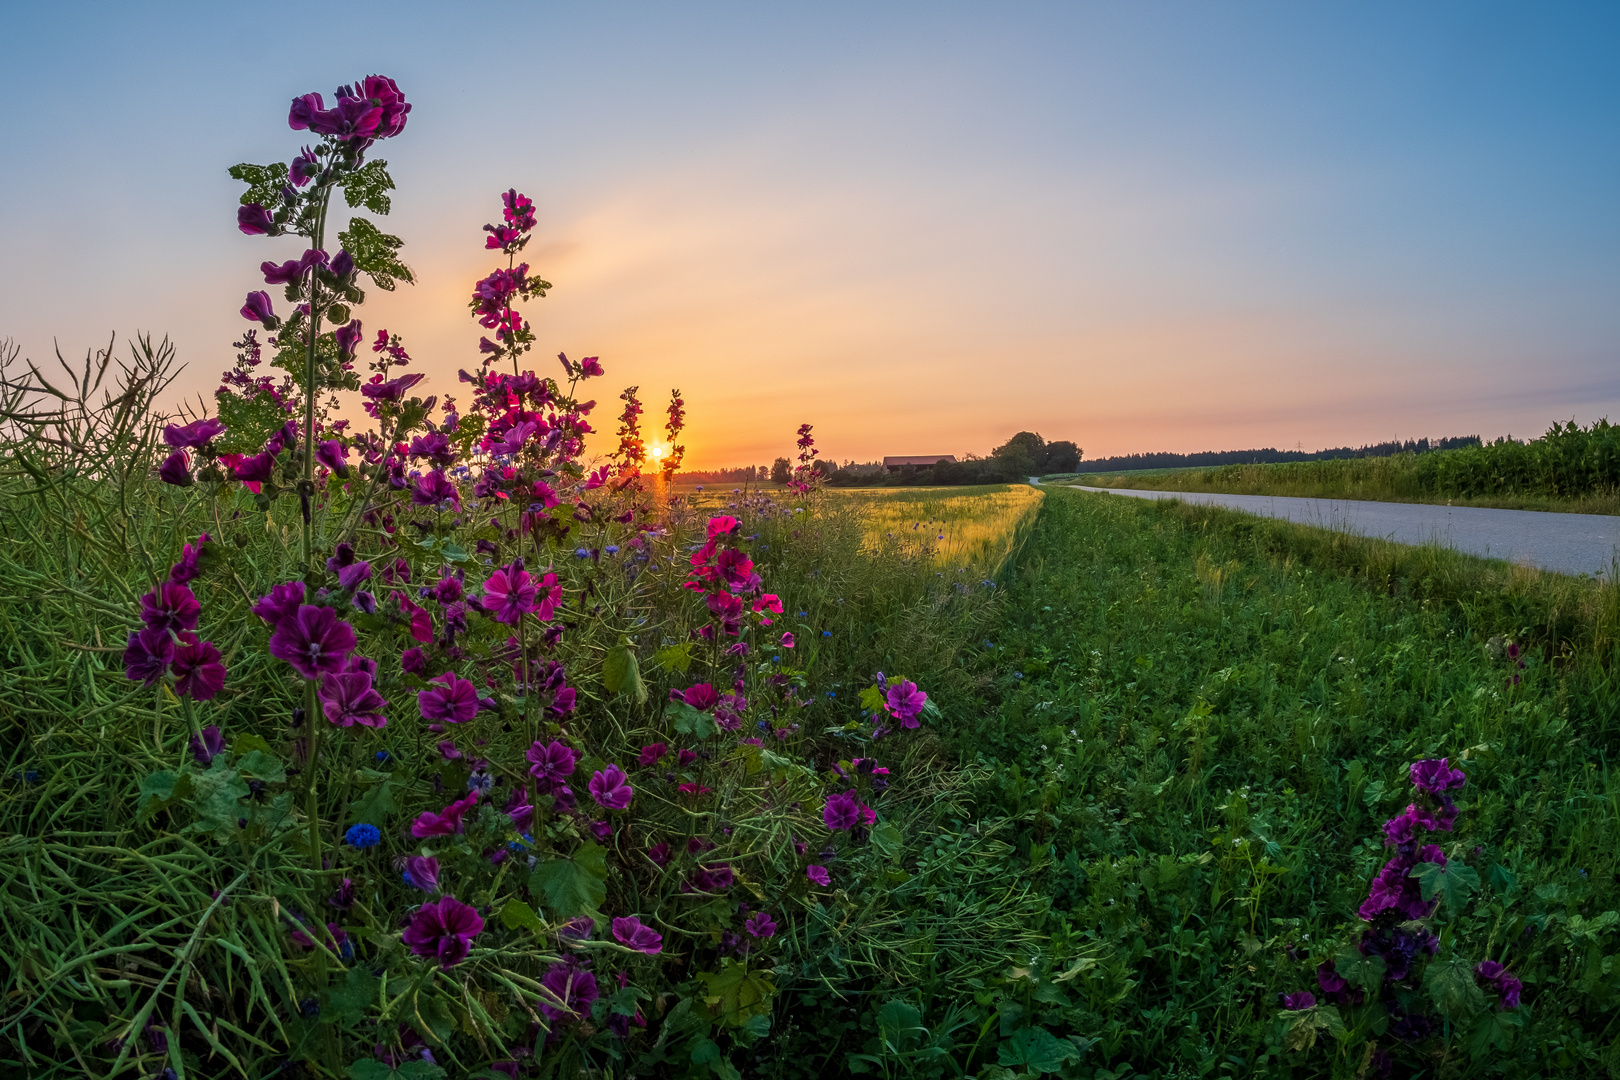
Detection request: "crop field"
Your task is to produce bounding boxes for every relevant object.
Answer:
[833,484,1044,573]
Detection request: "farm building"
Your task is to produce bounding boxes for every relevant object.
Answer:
[882,455,957,473]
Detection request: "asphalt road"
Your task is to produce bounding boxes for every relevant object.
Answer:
[1066,485,1620,577]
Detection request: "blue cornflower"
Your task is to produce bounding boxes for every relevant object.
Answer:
[1015,672,1023,679]
[798,611,808,618]
[827,691,836,698]
[757,720,771,731]
[822,630,832,638]
[345,823,381,848]
[374,750,391,762]
[772,655,780,663]
[23,770,39,784]
[605,544,620,555]
[299,997,320,1019]
[574,548,589,559]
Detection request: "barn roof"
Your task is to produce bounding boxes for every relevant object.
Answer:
[882,455,957,466]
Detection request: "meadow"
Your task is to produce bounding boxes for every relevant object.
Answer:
[1066,422,1620,515]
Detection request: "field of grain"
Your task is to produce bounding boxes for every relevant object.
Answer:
[832,483,1044,572]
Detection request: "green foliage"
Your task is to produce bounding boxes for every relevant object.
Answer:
[1411,858,1482,912]
[229,161,290,208]
[341,159,397,216]
[529,842,609,916]
[603,641,647,702]
[339,216,414,290]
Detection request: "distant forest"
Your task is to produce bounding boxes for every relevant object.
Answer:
[1075,435,1483,473]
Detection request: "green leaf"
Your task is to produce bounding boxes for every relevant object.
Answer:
[876,999,923,1051]
[696,960,776,1028]
[137,769,193,822]
[1411,860,1482,912]
[870,820,903,859]
[1464,1005,1523,1056]
[1334,940,1386,991]
[339,217,414,291]
[858,685,888,713]
[323,966,380,1027]
[231,733,273,756]
[350,773,404,826]
[414,992,456,1045]
[184,760,251,842]
[236,749,286,783]
[395,1064,448,1080]
[340,159,396,216]
[529,842,608,917]
[229,161,290,208]
[1424,956,1488,1023]
[441,542,469,563]
[603,644,647,703]
[996,1026,1081,1072]
[655,642,695,673]
[498,898,545,935]
[667,700,717,740]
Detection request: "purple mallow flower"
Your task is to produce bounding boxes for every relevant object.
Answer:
[885,680,927,728]
[526,739,578,784]
[588,764,633,810]
[539,961,598,1023]
[481,564,537,624]
[418,671,478,724]
[268,604,357,679]
[611,916,663,955]
[189,725,225,767]
[806,865,831,886]
[316,439,350,478]
[237,203,276,236]
[169,533,208,585]
[123,627,175,686]
[334,320,363,356]
[240,291,277,327]
[319,670,388,728]
[1410,757,1466,795]
[823,790,861,831]
[410,792,479,838]
[252,581,305,628]
[140,582,200,634]
[162,418,226,449]
[173,639,226,701]
[402,855,440,892]
[157,449,192,486]
[744,912,777,939]
[1280,991,1316,1011]
[402,895,483,969]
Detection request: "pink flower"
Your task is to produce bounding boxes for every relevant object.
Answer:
[269,605,357,680]
[637,742,667,767]
[526,739,578,784]
[418,671,478,724]
[744,912,777,939]
[678,683,718,711]
[611,916,663,955]
[319,670,389,728]
[402,895,483,969]
[753,594,784,615]
[410,792,479,838]
[884,681,927,728]
[402,855,439,892]
[482,564,537,624]
[823,790,861,831]
[780,632,795,649]
[806,865,831,886]
[588,765,633,810]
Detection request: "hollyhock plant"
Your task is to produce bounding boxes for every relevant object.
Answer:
[526,739,578,785]
[172,639,227,701]
[611,916,663,955]
[744,912,777,939]
[140,583,201,634]
[588,764,633,810]
[269,605,357,679]
[418,671,478,723]
[402,895,483,969]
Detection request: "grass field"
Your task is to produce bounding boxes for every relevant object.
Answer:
[833,483,1044,573]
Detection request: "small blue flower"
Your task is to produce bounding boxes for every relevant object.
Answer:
[757,720,771,731]
[798,611,808,618]
[23,770,39,784]
[1014,672,1023,679]
[401,869,416,888]
[822,630,832,638]
[827,691,836,698]
[772,655,780,663]
[345,823,382,849]
[574,548,589,559]
[605,544,620,555]
[374,750,391,762]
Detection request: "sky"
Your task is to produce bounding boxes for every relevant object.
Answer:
[1,3,1616,468]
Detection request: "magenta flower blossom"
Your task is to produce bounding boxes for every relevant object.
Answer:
[237,203,275,236]
[268,605,357,679]
[240,290,277,327]
[316,440,350,478]
[189,725,225,766]
[163,417,226,449]
[333,320,363,356]
[319,670,388,728]
[251,581,306,628]
[482,564,537,624]
[539,962,599,1023]
[172,639,227,701]
[290,146,318,186]
[401,647,427,675]
[744,912,777,939]
[123,627,176,686]
[688,864,734,892]
[780,631,795,649]
[337,561,372,591]
[261,248,327,285]
[331,249,355,279]
[402,855,440,892]
[1410,758,1466,795]
[823,790,861,831]
[232,451,275,483]
[1281,991,1316,1011]
[361,371,426,404]
[678,683,719,711]
[402,895,483,969]
[140,582,200,633]
[418,671,478,724]
[526,739,578,784]
[588,765,633,810]
[168,533,209,585]
[885,681,927,728]
[637,742,667,767]
[611,916,663,955]
[157,448,192,487]
[410,792,480,838]
[412,469,460,508]
[806,865,831,886]
[1383,804,1439,847]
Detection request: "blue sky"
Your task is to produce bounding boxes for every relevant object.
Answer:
[1,3,1615,464]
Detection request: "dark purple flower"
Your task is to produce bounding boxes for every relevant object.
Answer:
[402,895,483,969]
[588,764,633,810]
[401,647,427,675]
[169,533,209,585]
[240,290,278,327]
[402,855,439,892]
[637,742,667,767]
[482,564,537,624]
[1280,991,1316,1011]
[1389,1011,1433,1043]
[885,680,927,728]
[334,320,363,356]
[162,418,226,449]
[806,864,830,886]
[359,75,411,138]
[412,469,460,508]
[419,671,478,724]
[688,864,734,892]
[823,790,861,831]
[538,962,598,1023]
[744,912,777,939]
[331,249,355,279]
[611,916,663,955]
[410,792,479,838]
[338,561,372,592]
[252,581,306,628]
[1410,758,1466,795]
[269,604,357,679]
[319,670,388,728]
[173,639,226,701]
[140,582,201,633]
[158,448,192,487]
[1499,976,1523,1008]
[558,916,594,944]
[1383,804,1438,847]
[679,683,719,711]
[361,371,426,404]
[189,725,225,766]
[123,627,175,686]
[288,92,328,132]
[232,451,275,483]
[237,203,275,236]
[290,146,318,186]
[647,842,671,868]
[315,439,350,479]
[526,739,578,784]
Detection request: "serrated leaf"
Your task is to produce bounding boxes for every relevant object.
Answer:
[1464,1005,1523,1056]
[323,966,380,1027]
[997,1026,1080,1072]
[339,217,414,291]
[858,686,888,713]
[655,642,695,673]
[529,842,608,917]
[137,770,193,822]
[870,820,903,858]
[1334,941,1386,991]
[229,161,290,208]
[237,749,286,783]
[498,898,545,935]
[349,773,403,827]
[1411,860,1482,912]
[667,699,717,740]
[876,999,923,1051]
[1424,956,1487,1023]
[184,761,251,842]
[696,960,776,1028]
[396,1063,447,1080]
[340,159,396,216]
[231,733,273,756]
[603,644,647,703]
